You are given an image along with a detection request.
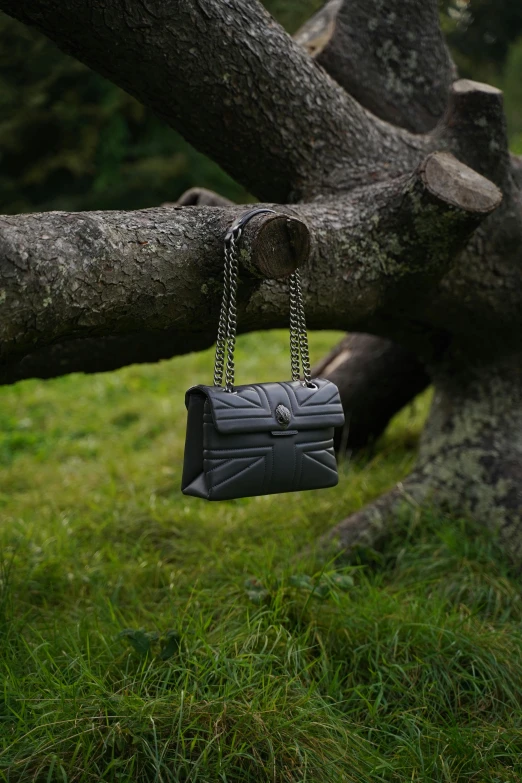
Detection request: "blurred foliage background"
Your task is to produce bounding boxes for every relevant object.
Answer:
[0,0,521,216]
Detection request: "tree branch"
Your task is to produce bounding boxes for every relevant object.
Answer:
[295,0,456,133]
[437,80,515,192]
[312,334,430,452]
[510,154,522,190]
[0,331,217,386]
[0,0,412,201]
[0,153,501,383]
[316,473,427,555]
[0,206,308,367]
[175,188,234,208]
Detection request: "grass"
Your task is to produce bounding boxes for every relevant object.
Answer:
[0,330,521,781]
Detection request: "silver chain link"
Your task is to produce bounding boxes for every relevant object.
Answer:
[213,208,313,392]
[289,273,302,383]
[213,237,231,387]
[290,268,312,385]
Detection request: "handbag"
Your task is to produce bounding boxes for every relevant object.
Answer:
[181,207,345,501]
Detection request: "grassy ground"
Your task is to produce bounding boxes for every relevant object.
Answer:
[0,331,521,782]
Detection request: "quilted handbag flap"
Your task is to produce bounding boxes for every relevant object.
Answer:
[185,378,345,434]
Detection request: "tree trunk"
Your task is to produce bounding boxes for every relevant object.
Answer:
[419,357,522,552]
[0,0,521,560]
[321,355,522,561]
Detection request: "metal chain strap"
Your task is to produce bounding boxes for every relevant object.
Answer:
[213,208,314,392]
[224,231,239,392]
[289,274,302,383]
[212,237,231,387]
[290,269,312,385]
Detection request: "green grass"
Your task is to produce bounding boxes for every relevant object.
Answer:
[1,331,521,781]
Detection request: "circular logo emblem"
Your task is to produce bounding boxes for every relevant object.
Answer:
[275,404,291,429]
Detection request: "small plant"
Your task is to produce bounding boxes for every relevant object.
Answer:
[118,628,182,659]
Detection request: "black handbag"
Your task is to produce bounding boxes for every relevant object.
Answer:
[181,208,345,501]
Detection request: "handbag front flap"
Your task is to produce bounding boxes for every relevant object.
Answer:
[185,378,345,434]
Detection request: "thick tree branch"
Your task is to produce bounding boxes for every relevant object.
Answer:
[0,0,419,201]
[0,207,308,365]
[312,334,430,452]
[437,80,515,192]
[0,331,217,386]
[295,0,456,133]
[175,189,234,208]
[510,155,522,190]
[0,153,501,383]
[402,81,522,355]
[317,474,427,555]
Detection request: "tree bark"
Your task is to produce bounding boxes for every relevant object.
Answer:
[174,189,234,208]
[511,154,522,189]
[311,77,521,453]
[0,206,308,370]
[320,356,522,564]
[437,80,515,192]
[312,334,430,452]
[294,0,452,452]
[295,0,456,133]
[0,154,500,382]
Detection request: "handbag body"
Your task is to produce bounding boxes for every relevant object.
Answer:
[182,378,344,500]
[181,208,345,501]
